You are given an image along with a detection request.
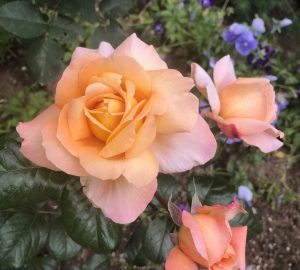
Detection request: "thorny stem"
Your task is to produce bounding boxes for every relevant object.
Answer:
[154,191,169,211]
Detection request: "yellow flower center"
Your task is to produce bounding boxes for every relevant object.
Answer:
[83,73,143,143]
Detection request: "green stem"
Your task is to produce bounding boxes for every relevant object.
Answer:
[222,0,230,11]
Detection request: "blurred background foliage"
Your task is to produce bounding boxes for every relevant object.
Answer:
[0,0,299,269]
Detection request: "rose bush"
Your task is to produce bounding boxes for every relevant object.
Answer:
[16,34,217,224]
[192,55,284,153]
[166,200,247,270]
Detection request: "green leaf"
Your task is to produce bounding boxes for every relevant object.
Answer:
[100,0,133,18]
[82,254,110,270]
[0,1,46,38]
[152,174,179,207]
[230,202,262,240]
[188,174,235,205]
[125,224,148,266]
[48,16,85,43]
[59,0,97,22]
[47,217,81,261]
[61,180,121,253]
[0,211,48,268]
[23,256,59,270]
[157,174,180,200]
[143,217,173,263]
[88,21,127,48]
[26,38,65,84]
[0,135,73,210]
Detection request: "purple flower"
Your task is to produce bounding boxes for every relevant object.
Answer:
[209,58,216,68]
[272,18,293,33]
[223,29,237,44]
[199,100,208,107]
[223,23,250,44]
[251,18,265,35]
[247,46,275,69]
[199,100,210,112]
[276,95,289,111]
[230,23,250,35]
[223,22,258,56]
[203,51,216,68]
[154,22,164,36]
[190,10,196,21]
[280,18,293,27]
[235,32,258,56]
[179,204,189,212]
[277,194,284,207]
[225,138,241,144]
[238,185,253,205]
[273,94,288,125]
[265,75,278,81]
[198,0,213,8]
[265,46,276,57]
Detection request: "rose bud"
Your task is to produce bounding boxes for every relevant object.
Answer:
[166,200,247,270]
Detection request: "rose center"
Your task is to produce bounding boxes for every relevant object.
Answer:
[86,94,125,142]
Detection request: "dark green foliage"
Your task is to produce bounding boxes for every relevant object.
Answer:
[0,1,46,38]
[81,254,110,270]
[0,211,48,268]
[100,0,133,18]
[152,174,180,207]
[143,217,173,263]
[61,180,122,254]
[23,256,58,270]
[125,224,149,266]
[0,134,71,209]
[157,174,180,199]
[188,174,235,205]
[0,0,130,83]
[59,0,97,22]
[48,16,85,44]
[88,21,127,48]
[26,38,65,84]
[230,202,263,240]
[47,217,81,261]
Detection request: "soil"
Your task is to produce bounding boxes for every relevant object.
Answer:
[0,49,31,99]
[247,168,300,270]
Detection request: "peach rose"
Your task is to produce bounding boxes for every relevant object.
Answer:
[16,34,217,224]
[165,201,247,270]
[192,55,284,153]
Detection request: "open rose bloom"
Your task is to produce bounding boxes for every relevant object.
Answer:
[166,201,247,270]
[192,55,284,153]
[16,34,217,224]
